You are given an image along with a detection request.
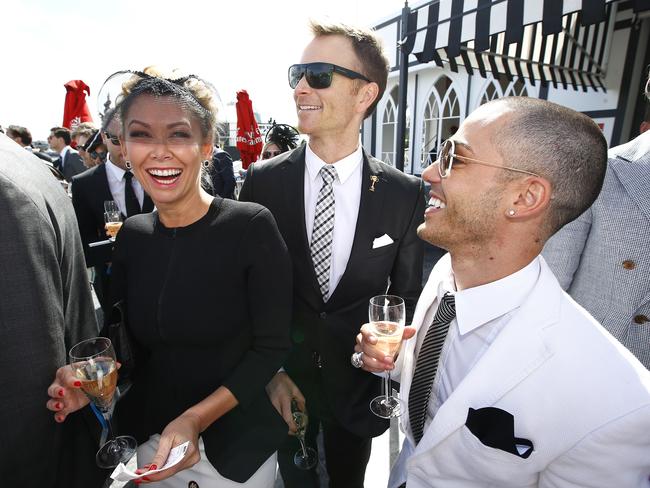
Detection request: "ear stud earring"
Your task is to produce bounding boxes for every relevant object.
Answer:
[507,209,516,216]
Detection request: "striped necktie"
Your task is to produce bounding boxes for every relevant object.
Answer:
[408,292,456,444]
[310,165,337,300]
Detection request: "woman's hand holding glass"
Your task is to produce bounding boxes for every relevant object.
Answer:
[48,338,137,468]
[46,364,92,422]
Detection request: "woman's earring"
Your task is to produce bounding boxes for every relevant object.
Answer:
[202,159,210,169]
[507,209,516,216]
[125,160,132,170]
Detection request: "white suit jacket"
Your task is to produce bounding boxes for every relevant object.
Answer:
[389,254,650,488]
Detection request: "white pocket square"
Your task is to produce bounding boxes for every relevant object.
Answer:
[372,234,394,249]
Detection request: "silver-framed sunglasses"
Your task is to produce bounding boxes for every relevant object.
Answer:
[437,139,541,179]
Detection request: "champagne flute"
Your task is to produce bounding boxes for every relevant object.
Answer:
[292,402,317,470]
[69,337,137,468]
[104,200,122,241]
[368,295,406,419]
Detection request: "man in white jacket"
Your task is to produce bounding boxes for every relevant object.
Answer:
[355,97,650,488]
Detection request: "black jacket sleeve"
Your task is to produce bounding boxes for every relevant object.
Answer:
[220,207,292,408]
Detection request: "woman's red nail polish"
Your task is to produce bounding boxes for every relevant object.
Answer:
[58,388,64,397]
[73,380,82,387]
[55,402,62,410]
[149,464,157,471]
[55,415,63,422]
[142,477,151,481]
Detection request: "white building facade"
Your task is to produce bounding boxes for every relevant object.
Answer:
[363,0,650,176]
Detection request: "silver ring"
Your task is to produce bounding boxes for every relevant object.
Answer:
[351,351,364,369]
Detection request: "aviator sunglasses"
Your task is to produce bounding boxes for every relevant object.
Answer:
[288,62,371,89]
[437,139,540,178]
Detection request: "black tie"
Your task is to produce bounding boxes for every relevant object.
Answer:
[123,171,141,217]
[408,293,456,444]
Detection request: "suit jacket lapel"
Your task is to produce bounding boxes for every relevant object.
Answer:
[610,151,650,220]
[97,163,113,201]
[142,194,154,213]
[282,147,323,306]
[327,152,386,306]
[406,259,559,455]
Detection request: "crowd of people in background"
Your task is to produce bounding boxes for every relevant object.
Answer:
[1,17,650,488]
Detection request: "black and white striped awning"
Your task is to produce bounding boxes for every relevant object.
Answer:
[404,0,649,91]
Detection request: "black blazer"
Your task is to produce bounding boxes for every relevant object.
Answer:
[111,198,291,483]
[71,164,154,267]
[239,145,425,438]
[204,147,236,199]
[55,148,86,182]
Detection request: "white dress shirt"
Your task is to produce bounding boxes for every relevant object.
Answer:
[59,145,71,169]
[304,143,363,301]
[416,257,541,432]
[105,157,145,216]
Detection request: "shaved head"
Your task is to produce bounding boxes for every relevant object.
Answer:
[481,97,607,234]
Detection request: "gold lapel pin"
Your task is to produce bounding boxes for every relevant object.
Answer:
[369,175,379,192]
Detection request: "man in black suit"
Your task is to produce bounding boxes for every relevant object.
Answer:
[48,126,86,181]
[71,112,153,314]
[204,143,236,198]
[239,20,424,488]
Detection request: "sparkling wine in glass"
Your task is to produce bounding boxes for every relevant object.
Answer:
[69,337,137,468]
[368,295,406,419]
[292,405,317,470]
[104,201,122,241]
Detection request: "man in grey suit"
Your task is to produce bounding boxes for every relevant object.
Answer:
[543,74,650,368]
[0,133,104,486]
[49,126,86,181]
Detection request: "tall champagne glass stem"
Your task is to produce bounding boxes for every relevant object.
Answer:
[383,371,391,404]
[368,295,406,419]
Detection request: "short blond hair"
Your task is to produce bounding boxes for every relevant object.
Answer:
[309,20,388,118]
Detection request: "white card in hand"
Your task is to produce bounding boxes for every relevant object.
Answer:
[110,441,190,482]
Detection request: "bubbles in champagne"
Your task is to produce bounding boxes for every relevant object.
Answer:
[292,411,308,438]
[369,321,403,357]
[74,357,118,409]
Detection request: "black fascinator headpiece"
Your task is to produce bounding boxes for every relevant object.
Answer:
[265,123,300,152]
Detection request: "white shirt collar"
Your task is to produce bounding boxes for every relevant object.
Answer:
[60,145,71,159]
[105,157,126,180]
[305,143,363,185]
[438,256,541,336]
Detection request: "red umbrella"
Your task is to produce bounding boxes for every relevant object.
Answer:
[235,90,263,169]
[62,80,93,131]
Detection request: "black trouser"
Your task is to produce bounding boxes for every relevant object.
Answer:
[277,413,372,488]
[278,363,373,488]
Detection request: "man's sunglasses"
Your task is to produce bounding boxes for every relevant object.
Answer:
[288,62,371,89]
[90,151,107,162]
[104,132,120,146]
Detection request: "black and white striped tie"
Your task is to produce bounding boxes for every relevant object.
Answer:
[310,165,337,300]
[408,293,456,444]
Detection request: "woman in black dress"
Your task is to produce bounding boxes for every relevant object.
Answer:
[47,68,292,486]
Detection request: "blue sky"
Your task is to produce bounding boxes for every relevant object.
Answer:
[1,0,404,140]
